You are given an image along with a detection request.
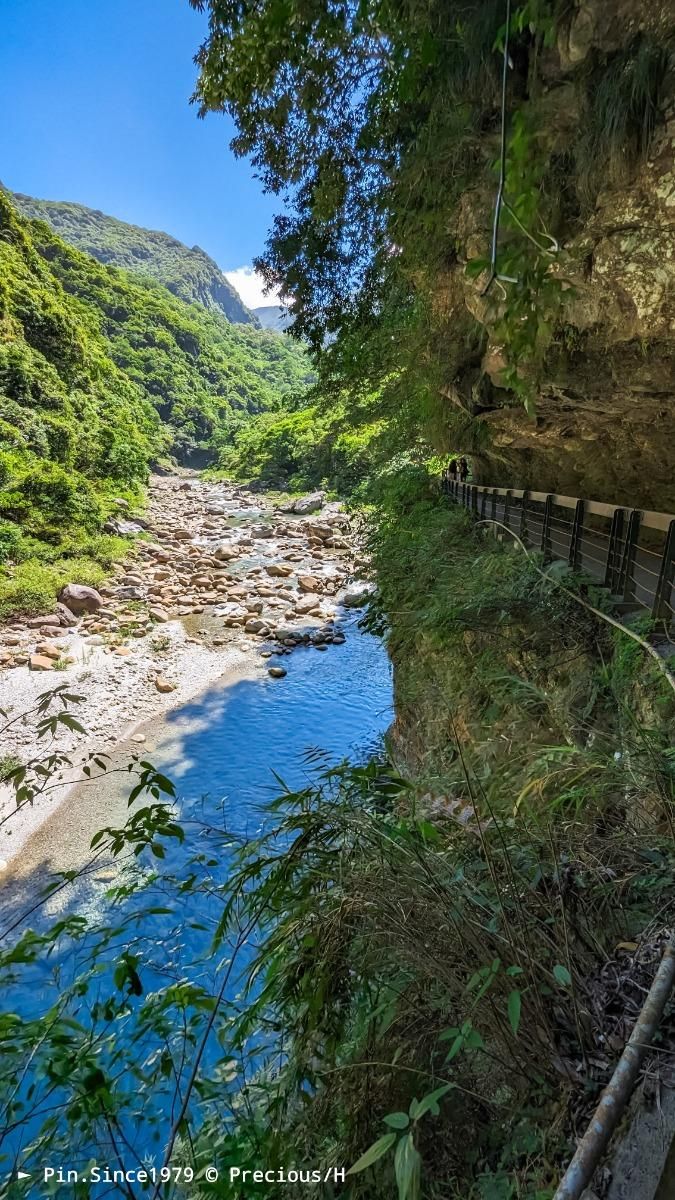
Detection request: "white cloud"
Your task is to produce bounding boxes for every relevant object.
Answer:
[225,265,283,311]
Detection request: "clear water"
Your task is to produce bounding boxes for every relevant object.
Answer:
[0,610,393,1165]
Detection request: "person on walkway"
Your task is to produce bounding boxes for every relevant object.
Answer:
[458,456,469,483]
[448,458,458,482]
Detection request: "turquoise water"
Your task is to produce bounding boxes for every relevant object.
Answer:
[0,611,393,1168]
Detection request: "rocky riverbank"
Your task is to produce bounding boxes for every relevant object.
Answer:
[0,474,367,867]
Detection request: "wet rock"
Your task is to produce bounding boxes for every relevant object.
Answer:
[266,563,294,578]
[214,543,237,561]
[339,581,375,608]
[29,654,55,671]
[298,575,322,593]
[310,523,334,540]
[59,583,103,615]
[294,594,321,615]
[268,666,287,678]
[244,617,266,633]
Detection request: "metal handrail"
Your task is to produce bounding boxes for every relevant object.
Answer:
[441,477,675,622]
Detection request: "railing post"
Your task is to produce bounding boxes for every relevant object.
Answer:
[652,519,675,620]
[569,499,584,570]
[503,490,511,532]
[604,509,625,592]
[472,486,479,516]
[541,495,553,562]
[618,509,641,603]
[480,488,487,519]
[520,489,530,548]
[491,489,498,522]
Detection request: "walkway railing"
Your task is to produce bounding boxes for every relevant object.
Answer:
[441,478,675,623]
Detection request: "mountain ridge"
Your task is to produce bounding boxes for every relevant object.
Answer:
[11,192,256,326]
[253,304,293,333]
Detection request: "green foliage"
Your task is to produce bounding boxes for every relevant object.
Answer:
[0,189,313,613]
[0,555,109,618]
[576,36,670,202]
[218,400,385,494]
[13,193,255,324]
[26,213,314,456]
[191,0,671,453]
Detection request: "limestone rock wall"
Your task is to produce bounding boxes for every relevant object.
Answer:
[440,0,675,511]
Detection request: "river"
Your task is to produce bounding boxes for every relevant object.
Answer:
[0,596,393,1177]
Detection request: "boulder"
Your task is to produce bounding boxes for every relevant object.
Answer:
[339,581,375,608]
[35,642,62,660]
[55,602,78,627]
[149,607,170,623]
[268,666,287,678]
[310,523,334,540]
[27,614,56,628]
[155,676,176,693]
[293,491,325,515]
[244,617,266,633]
[103,518,144,536]
[298,575,321,593]
[59,583,103,615]
[214,543,237,561]
[115,586,145,600]
[266,563,294,578]
[294,594,321,615]
[29,654,55,671]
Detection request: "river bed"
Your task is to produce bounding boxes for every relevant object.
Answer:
[1,607,392,927]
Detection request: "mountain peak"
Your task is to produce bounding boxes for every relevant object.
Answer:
[11,193,257,326]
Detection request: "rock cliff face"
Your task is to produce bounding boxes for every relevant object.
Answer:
[438,0,675,511]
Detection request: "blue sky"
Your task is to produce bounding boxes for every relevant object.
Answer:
[0,0,281,306]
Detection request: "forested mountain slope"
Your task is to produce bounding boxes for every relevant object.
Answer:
[0,189,312,610]
[27,214,313,456]
[12,192,256,325]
